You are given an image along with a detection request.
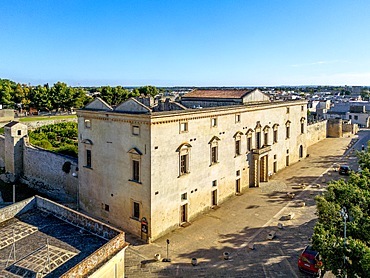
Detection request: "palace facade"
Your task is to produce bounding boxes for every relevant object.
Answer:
[77,89,308,241]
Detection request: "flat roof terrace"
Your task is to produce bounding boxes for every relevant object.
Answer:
[0,196,126,277]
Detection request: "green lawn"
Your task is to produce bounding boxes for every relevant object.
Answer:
[19,115,77,122]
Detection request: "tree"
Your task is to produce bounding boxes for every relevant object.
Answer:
[132,85,159,97]
[0,79,15,107]
[312,149,370,277]
[31,84,53,112]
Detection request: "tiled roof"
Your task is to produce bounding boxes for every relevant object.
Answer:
[183,89,253,99]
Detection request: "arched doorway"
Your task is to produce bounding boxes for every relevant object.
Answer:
[299,145,303,158]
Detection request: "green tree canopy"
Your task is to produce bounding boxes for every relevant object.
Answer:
[313,149,370,277]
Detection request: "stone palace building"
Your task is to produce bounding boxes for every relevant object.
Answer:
[77,89,308,241]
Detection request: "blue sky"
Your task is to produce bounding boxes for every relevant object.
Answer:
[1,0,369,87]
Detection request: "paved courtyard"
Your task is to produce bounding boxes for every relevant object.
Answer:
[124,134,361,277]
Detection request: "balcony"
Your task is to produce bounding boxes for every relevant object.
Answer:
[252,145,271,155]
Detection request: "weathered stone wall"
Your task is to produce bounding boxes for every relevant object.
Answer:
[0,109,14,124]
[35,196,121,239]
[21,143,78,203]
[21,117,77,130]
[0,197,35,223]
[327,118,342,138]
[306,120,327,147]
[343,123,358,135]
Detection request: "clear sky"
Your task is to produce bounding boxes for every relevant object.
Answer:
[1,0,369,87]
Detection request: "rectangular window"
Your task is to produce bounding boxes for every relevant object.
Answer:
[132,125,140,136]
[17,130,21,136]
[86,150,91,167]
[301,105,304,111]
[273,130,278,143]
[235,114,241,123]
[256,132,261,149]
[133,202,140,219]
[301,123,304,134]
[354,115,358,120]
[286,126,290,139]
[235,140,241,156]
[349,115,352,119]
[286,107,290,114]
[85,120,91,128]
[264,132,268,146]
[247,137,252,151]
[181,193,187,201]
[104,204,110,212]
[180,154,188,174]
[132,160,140,181]
[236,170,240,176]
[211,118,217,127]
[212,180,217,187]
[211,146,218,164]
[180,122,188,133]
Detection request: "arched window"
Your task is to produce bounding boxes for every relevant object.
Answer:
[176,143,192,176]
[255,122,262,149]
[245,129,254,151]
[272,124,279,143]
[233,131,243,156]
[209,136,220,165]
[263,125,270,146]
[300,117,306,134]
[285,121,291,139]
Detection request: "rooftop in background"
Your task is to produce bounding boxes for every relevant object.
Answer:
[182,89,254,99]
[0,196,127,277]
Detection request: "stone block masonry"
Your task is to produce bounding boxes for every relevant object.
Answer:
[21,142,78,203]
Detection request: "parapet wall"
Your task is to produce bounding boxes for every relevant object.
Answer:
[35,196,121,239]
[21,143,78,202]
[306,120,327,147]
[0,197,35,223]
[21,117,77,130]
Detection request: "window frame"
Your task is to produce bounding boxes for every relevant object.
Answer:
[84,119,91,129]
[285,121,291,139]
[209,136,220,166]
[132,159,140,182]
[132,201,140,220]
[86,149,92,168]
[211,117,218,127]
[179,121,188,133]
[177,143,192,176]
[132,125,140,136]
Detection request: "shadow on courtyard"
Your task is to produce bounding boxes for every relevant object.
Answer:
[150,218,319,277]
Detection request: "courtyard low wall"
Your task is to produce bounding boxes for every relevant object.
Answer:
[21,142,78,203]
[306,120,327,147]
[21,117,77,130]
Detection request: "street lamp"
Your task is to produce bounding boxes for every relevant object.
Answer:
[340,206,348,276]
[162,239,171,262]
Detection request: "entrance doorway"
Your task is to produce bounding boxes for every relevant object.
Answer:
[180,204,188,223]
[212,190,217,206]
[299,145,303,158]
[259,155,268,182]
[236,178,241,194]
